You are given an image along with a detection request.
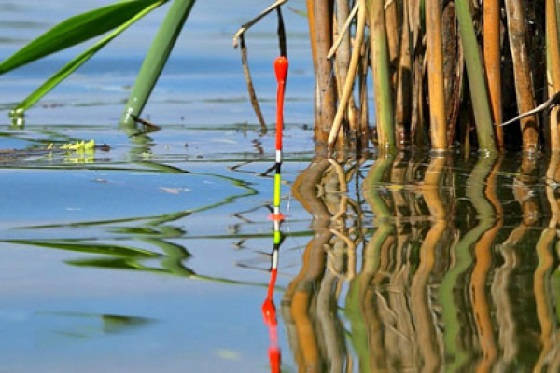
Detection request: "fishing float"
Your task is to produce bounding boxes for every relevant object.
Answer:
[261,54,288,373]
[269,55,288,271]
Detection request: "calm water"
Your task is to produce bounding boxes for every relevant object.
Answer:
[1,1,560,372]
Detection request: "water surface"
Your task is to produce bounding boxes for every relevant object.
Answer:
[2,1,560,372]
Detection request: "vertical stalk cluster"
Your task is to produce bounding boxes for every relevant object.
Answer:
[310,0,556,154]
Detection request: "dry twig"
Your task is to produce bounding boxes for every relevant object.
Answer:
[499,91,560,127]
[327,2,359,59]
[239,35,267,133]
[232,0,289,48]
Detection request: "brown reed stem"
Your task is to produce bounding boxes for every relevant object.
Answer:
[426,0,447,150]
[505,0,539,152]
[395,0,412,147]
[328,0,366,151]
[483,0,503,150]
[547,0,560,151]
[306,0,318,71]
[314,0,336,147]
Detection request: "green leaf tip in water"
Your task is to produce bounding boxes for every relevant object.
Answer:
[8,0,166,114]
[120,0,196,127]
[0,0,168,75]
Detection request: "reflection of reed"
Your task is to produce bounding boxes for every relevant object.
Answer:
[439,154,497,370]
[410,155,447,372]
[284,159,330,372]
[361,151,395,372]
[534,153,560,371]
[469,156,501,373]
[284,152,560,372]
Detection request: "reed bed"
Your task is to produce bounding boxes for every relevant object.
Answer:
[291,0,556,153]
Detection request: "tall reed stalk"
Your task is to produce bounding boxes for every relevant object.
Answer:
[313,0,336,147]
[483,0,503,150]
[546,0,560,150]
[369,0,395,150]
[505,0,538,152]
[426,0,446,150]
[455,0,496,153]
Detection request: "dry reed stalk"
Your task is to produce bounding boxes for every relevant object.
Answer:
[239,36,267,133]
[395,0,412,147]
[483,0,503,150]
[359,41,370,150]
[306,0,318,71]
[328,0,366,151]
[505,0,539,152]
[385,0,400,96]
[334,0,351,97]
[409,0,425,147]
[369,0,395,149]
[314,0,336,146]
[411,57,426,147]
[331,13,346,155]
[385,0,400,65]
[426,0,447,150]
[328,2,358,59]
[546,0,560,150]
[334,0,360,138]
[442,3,463,145]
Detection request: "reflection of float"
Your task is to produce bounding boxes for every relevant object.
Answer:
[262,268,281,373]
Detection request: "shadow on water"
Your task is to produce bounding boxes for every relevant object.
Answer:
[280,151,560,372]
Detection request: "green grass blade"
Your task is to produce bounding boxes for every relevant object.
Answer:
[0,0,167,75]
[10,1,165,115]
[120,0,196,127]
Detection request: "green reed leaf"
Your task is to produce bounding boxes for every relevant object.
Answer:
[120,0,196,127]
[10,1,165,115]
[0,0,167,75]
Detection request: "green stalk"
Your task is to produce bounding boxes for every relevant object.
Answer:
[120,0,196,127]
[455,0,497,152]
[369,0,395,150]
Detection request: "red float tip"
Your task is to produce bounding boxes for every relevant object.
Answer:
[274,56,288,83]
